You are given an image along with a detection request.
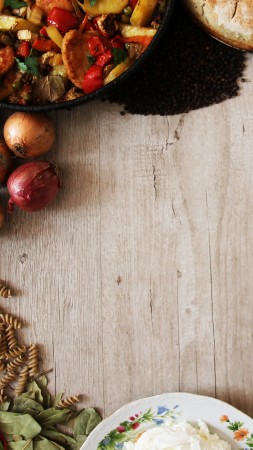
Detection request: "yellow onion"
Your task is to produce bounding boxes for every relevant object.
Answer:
[7,161,61,213]
[0,139,12,183]
[3,112,55,158]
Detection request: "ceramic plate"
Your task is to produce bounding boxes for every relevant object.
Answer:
[81,392,253,450]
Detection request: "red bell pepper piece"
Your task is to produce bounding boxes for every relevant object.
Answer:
[82,65,103,94]
[40,26,48,37]
[96,49,113,67]
[16,41,30,58]
[111,34,125,49]
[129,0,138,9]
[80,15,96,32]
[47,7,78,33]
[88,36,105,57]
[123,36,153,48]
[32,39,59,52]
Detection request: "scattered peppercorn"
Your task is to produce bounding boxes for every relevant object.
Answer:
[105,2,246,115]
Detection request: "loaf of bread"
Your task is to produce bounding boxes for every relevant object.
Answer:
[183,0,253,50]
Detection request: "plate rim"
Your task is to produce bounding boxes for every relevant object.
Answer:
[81,391,253,450]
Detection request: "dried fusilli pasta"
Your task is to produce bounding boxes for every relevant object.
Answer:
[56,395,80,408]
[6,327,18,350]
[0,333,8,358]
[0,370,17,389]
[6,355,26,372]
[4,345,27,361]
[0,314,21,329]
[28,344,39,378]
[0,281,11,299]
[15,366,29,396]
[0,360,6,372]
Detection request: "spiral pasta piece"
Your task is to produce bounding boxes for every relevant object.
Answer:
[0,360,6,372]
[4,345,27,361]
[6,327,18,350]
[15,366,29,397]
[0,370,17,389]
[0,314,21,329]
[28,344,39,378]
[0,281,11,299]
[6,355,26,371]
[0,333,8,358]
[56,395,80,408]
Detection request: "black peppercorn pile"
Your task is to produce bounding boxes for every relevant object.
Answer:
[105,2,247,116]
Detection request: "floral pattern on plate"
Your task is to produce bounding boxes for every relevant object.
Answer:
[220,415,253,448]
[97,405,181,450]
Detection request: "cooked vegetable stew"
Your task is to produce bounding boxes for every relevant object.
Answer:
[0,0,165,105]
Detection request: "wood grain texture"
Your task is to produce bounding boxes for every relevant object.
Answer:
[1,56,253,421]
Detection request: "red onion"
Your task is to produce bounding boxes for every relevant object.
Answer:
[7,161,61,213]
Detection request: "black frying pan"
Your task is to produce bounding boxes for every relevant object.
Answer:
[0,0,175,112]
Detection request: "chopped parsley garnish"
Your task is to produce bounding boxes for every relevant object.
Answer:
[112,48,128,66]
[15,58,28,74]
[4,0,26,9]
[90,0,97,6]
[16,50,40,77]
[24,54,40,77]
[87,54,96,64]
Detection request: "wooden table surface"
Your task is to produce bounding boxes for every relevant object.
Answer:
[1,53,253,422]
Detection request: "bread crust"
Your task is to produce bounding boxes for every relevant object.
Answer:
[183,0,253,50]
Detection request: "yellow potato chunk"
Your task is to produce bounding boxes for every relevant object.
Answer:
[130,0,158,26]
[0,15,39,32]
[76,0,128,16]
[119,23,157,37]
[104,58,131,85]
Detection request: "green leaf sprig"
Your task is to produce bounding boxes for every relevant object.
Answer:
[112,48,128,66]
[4,0,26,9]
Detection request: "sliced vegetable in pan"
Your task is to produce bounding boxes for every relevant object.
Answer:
[0,0,164,105]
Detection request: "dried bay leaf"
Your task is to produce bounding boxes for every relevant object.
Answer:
[0,412,41,439]
[33,438,65,449]
[35,378,51,410]
[26,382,44,406]
[8,440,33,450]
[33,76,66,103]
[39,429,76,444]
[36,408,72,428]
[70,435,87,450]
[13,398,44,417]
[0,400,10,411]
[51,393,63,408]
[74,408,101,438]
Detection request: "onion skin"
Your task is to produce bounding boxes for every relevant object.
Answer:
[7,161,61,213]
[0,139,11,183]
[3,112,55,159]
[0,201,4,228]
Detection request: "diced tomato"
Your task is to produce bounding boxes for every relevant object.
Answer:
[16,41,30,58]
[96,49,113,67]
[32,38,59,52]
[111,34,125,49]
[47,7,78,33]
[82,64,103,94]
[88,36,105,57]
